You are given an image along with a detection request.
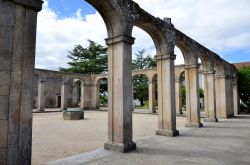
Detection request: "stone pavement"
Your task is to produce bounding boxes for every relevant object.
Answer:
[45,115,250,165]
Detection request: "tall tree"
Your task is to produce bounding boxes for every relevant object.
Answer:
[132,49,157,106]
[60,40,108,74]
[238,67,250,113]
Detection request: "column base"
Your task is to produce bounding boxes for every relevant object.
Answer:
[37,109,45,112]
[156,129,179,137]
[204,118,218,122]
[104,141,136,153]
[185,122,203,128]
[176,112,184,116]
[148,109,156,113]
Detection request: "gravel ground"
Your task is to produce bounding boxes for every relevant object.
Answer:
[32,110,187,165]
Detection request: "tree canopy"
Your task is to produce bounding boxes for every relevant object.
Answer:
[59,40,108,74]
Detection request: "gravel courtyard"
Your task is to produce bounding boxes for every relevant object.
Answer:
[32,110,188,165]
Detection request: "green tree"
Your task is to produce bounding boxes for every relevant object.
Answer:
[238,67,250,112]
[132,49,156,70]
[132,49,157,106]
[60,40,108,74]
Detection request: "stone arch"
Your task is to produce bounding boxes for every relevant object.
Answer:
[85,0,132,37]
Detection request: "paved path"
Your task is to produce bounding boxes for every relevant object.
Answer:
[45,115,250,165]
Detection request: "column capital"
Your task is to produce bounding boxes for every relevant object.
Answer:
[203,71,215,75]
[184,64,200,69]
[105,35,135,45]
[5,0,44,11]
[155,54,176,61]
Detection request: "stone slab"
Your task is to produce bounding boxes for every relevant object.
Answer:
[204,118,218,122]
[185,122,203,128]
[156,129,179,137]
[104,141,136,153]
[0,120,8,148]
[0,148,7,165]
[63,110,84,120]
[0,96,9,120]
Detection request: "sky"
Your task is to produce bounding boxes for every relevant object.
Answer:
[35,0,250,70]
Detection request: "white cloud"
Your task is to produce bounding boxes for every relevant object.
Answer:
[134,0,250,59]
[36,0,107,70]
[36,0,250,70]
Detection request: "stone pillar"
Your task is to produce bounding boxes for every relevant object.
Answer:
[185,65,203,127]
[0,0,43,164]
[203,72,218,122]
[37,80,45,112]
[155,54,179,136]
[215,76,234,118]
[148,80,156,113]
[80,79,95,110]
[175,79,183,115]
[95,83,100,109]
[72,82,79,107]
[233,79,240,115]
[61,81,68,110]
[104,35,136,152]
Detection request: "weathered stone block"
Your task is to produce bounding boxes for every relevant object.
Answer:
[104,141,136,153]
[156,129,179,137]
[63,110,84,120]
[185,122,203,128]
[0,148,7,165]
[0,71,10,96]
[0,96,9,120]
[0,120,8,148]
[204,118,218,122]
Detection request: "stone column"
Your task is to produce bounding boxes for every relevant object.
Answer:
[94,83,100,109]
[185,65,203,127]
[0,0,43,164]
[37,80,45,112]
[80,79,95,110]
[155,54,179,136]
[215,76,234,118]
[233,79,240,115]
[104,35,136,152]
[203,72,218,122]
[175,79,183,115]
[72,82,79,107]
[148,79,156,113]
[61,81,68,110]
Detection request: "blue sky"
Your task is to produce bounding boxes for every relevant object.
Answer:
[35,0,250,70]
[48,0,95,18]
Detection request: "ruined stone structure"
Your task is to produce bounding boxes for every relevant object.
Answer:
[0,0,242,164]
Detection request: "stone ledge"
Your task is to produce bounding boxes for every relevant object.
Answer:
[156,129,179,137]
[63,110,84,120]
[104,141,136,153]
[185,122,203,128]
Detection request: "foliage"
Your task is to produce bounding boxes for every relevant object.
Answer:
[59,40,108,74]
[181,87,204,108]
[238,67,250,112]
[132,49,157,106]
[132,49,156,70]
[133,75,149,106]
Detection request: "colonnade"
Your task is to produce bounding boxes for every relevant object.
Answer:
[0,0,241,164]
